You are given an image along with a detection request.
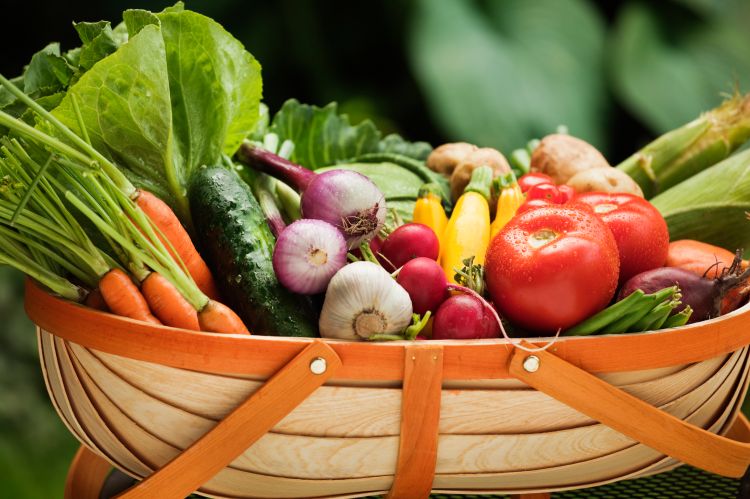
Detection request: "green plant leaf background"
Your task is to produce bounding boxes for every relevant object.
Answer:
[409,0,609,153]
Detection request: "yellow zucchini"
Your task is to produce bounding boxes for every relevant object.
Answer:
[441,166,492,283]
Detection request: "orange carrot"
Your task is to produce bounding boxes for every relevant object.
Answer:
[84,288,108,312]
[198,300,251,335]
[140,272,200,330]
[99,269,161,325]
[666,240,747,279]
[135,190,221,300]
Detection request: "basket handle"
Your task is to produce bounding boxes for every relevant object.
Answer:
[509,341,750,478]
[116,339,341,499]
[387,344,444,499]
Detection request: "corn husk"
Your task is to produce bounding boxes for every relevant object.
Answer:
[650,148,750,251]
[617,93,750,198]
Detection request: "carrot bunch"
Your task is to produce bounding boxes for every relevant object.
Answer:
[0,77,248,335]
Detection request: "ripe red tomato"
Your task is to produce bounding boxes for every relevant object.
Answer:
[515,198,551,216]
[517,172,554,193]
[556,185,576,203]
[485,205,620,333]
[573,193,669,284]
[526,183,565,203]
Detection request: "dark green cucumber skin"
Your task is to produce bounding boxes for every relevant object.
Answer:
[190,167,318,337]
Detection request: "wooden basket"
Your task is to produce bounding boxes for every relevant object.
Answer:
[25,279,750,499]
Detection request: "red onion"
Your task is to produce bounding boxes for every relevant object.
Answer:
[272,219,347,294]
[237,143,386,247]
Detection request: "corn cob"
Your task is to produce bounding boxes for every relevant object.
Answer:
[650,148,750,251]
[617,92,750,198]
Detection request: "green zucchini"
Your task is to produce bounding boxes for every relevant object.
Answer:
[189,166,318,337]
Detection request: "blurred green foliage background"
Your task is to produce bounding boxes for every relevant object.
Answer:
[1,0,750,497]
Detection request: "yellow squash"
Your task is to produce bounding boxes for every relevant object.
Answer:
[412,183,448,258]
[490,172,524,239]
[441,166,492,283]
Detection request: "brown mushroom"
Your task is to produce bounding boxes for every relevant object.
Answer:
[426,142,477,176]
[530,134,609,185]
[566,167,644,197]
[450,147,510,202]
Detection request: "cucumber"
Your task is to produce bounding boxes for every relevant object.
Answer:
[189,166,318,337]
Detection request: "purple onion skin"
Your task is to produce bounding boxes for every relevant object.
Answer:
[272,219,347,295]
[618,267,715,323]
[301,170,386,248]
[236,144,386,248]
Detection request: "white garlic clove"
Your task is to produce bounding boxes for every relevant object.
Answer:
[319,261,413,340]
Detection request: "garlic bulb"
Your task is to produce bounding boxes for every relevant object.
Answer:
[319,261,413,340]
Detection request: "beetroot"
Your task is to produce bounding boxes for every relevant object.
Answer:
[432,294,501,339]
[619,259,750,323]
[397,257,449,314]
[378,223,439,271]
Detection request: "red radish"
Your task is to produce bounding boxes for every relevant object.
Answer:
[378,223,439,271]
[432,294,501,339]
[396,257,449,314]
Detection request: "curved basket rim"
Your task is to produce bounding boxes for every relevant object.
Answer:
[25,278,750,380]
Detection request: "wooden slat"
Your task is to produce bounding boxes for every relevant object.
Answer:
[509,341,750,478]
[67,339,742,480]
[82,343,726,437]
[58,347,745,498]
[118,340,341,498]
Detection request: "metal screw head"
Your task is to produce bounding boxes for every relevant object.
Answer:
[523,355,540,373]
[309,357,327,375]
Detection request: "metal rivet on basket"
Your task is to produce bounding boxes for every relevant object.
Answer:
[309,357,327,375]
[523,355,540,373]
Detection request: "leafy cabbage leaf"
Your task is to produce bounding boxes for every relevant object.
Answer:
[51,7,262,223]
[266,99,431,169]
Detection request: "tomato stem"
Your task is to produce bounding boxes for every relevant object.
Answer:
[528,228,559,249]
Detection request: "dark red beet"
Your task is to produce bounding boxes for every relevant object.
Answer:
[432,294,501,339]
[378,223,439,271]
[619,263,750,323]
[396,257,449,314]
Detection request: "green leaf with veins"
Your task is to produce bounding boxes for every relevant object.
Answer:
[51,8,262,224]
[610,3,750,133]
[270,99,380,169]
[122,9,160,37]
[52,25,179,209]
[378,134,432,160]
[73,21,120,71]
[268,99,430,168]
[156,9,262,164]
[23,44,75,96]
